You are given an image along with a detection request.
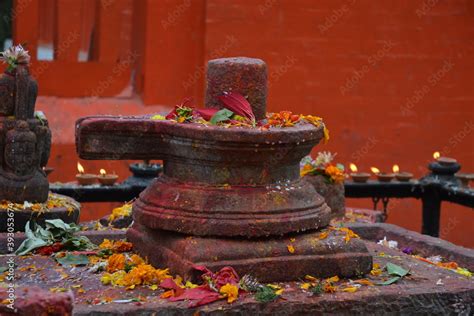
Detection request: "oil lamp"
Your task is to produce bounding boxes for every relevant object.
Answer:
[349,163,370,183]
[98,168,118,186]
[371,166,395,182]
[393,164,413,182]
[76,162,97,185]
[433,151,457,166]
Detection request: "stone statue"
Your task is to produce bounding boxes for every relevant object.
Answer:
[0,45,50,202]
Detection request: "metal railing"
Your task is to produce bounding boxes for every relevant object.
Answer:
[50,160,474,238]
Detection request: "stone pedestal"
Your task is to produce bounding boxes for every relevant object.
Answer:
[128,223,372,282]
[76,57,372,280]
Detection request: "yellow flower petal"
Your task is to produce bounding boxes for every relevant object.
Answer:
[219,283,239,303]
[300,283,311,290]
[342,286,358,293]
[326,275,340,283]
[287,245,295,254]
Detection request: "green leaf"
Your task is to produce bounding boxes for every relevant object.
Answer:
[55,253,89,267]
[62,236,96,251]
[15,220,94,255]
[45,219,79,233]
[386,263,409,277]
[210,108,234,125]
[0,266,8,273]
[310,282,323,295]
[15,236,49,256]
[377,276,401,286]
[254,285,279,303]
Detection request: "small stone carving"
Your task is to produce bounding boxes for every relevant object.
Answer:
[0,45,49,202]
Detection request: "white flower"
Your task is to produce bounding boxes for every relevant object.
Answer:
[377,236,398,249]
[0,44,31,68]
[314,151,336,168]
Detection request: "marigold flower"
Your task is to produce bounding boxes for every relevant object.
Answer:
[325,165,345,184]
[219,283,239,303]
[107,254,126,273]
[99,239,114,250]
[99,239,133,253]
[130,254,145,266]
[108,204,132,221]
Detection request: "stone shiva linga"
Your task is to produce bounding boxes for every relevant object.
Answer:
[0,45,79,231]
[76,57,372,281]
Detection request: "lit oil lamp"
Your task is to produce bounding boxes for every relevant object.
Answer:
[433,151,457,166]
[371,166,395,182]
[455,173,474,188]
[76,162,97,185]
[349,163,370,183]
[98,168,118,186]
[393,164,413,182]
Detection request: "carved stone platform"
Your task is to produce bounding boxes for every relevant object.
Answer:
[127,223,372,282]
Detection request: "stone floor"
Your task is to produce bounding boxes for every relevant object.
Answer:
[0,223,473,315]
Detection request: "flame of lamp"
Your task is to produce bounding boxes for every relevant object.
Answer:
[350,172,371,183]
[76,173,97,186]
[395,171,413,182]
[98,173,119,186]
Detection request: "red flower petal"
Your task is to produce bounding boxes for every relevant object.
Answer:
[196,108,219,121]
[218,92,255,121]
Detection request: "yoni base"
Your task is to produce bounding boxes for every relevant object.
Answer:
[127,224,372,282]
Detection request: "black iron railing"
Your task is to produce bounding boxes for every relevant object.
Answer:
[50,160,474,238]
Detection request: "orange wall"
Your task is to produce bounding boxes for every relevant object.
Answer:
[35,1,474,248]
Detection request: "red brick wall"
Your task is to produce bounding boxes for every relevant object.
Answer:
[37,0,474,247]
